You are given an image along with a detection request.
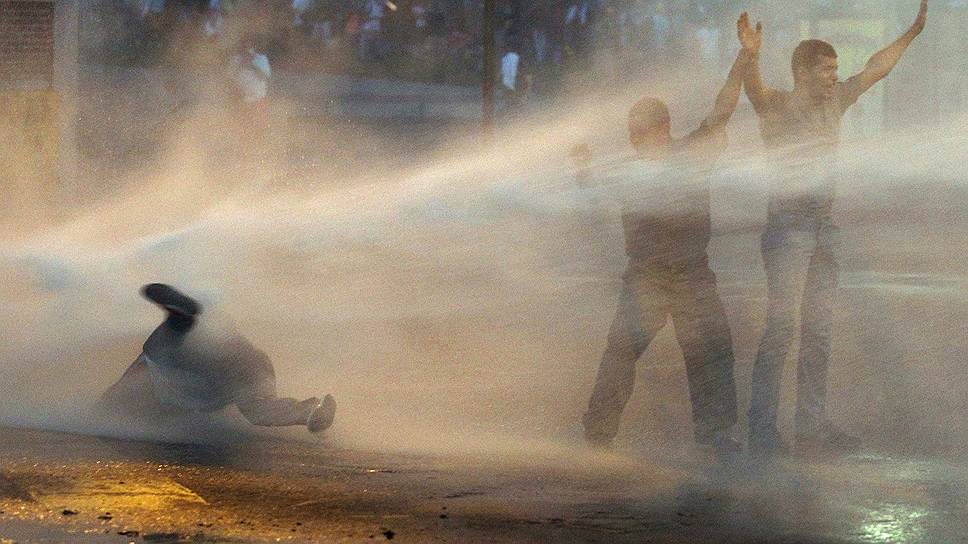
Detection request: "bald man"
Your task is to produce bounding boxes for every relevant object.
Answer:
[582,14,760,459]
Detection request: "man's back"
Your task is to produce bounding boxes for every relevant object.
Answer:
[616,123,727,268]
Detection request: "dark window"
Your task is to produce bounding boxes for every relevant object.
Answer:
[0,1,55,85]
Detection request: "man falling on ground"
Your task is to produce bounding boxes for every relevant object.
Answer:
[99,283,336,434]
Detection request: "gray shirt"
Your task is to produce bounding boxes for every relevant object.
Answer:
[605,122,726,268]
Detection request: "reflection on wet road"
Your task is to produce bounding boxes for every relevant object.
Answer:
[2,427,966,543]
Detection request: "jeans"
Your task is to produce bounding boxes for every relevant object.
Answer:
[583,261,738,444]
[749,216,840,440]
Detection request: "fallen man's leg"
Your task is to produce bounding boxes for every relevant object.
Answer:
[237,394,337,432]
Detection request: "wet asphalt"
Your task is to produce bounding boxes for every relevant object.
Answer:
[1,425,967,543]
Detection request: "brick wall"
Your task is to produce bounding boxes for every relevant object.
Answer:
[0,0,54,86]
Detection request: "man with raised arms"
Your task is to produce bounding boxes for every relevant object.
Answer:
[739,2,928,459]
[581,14,762,460]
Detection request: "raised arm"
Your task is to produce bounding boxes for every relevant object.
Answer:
[704,47,754,129]
[736,13,777,115]
[842,0,927,101]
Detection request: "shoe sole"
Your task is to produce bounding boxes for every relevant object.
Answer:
[308,394,336,433]
[142,283,202,316]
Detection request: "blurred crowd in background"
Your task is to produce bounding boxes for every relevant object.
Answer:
[98,1,910,97]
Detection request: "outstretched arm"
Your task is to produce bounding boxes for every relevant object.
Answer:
[737,12,777,115]
[842,0,927,101]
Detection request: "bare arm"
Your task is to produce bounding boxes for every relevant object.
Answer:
[843,0,927,100]
[704,47,755,129]
[736,13,777,115]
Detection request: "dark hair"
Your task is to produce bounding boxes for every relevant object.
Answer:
[628,97,670,130]
[791,39,837,74]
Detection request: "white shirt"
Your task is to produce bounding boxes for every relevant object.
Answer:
[501,52,519,90]
[234,51,271,103]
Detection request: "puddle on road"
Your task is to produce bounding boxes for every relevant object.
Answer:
[857,503,928,544]
[2,470,208,513]
[40,479,208,511]
[840,272,968,297]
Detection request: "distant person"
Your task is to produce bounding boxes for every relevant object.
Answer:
[741,1,928,459]
[98,284,336,433]
[500,46,522,108]
[582,14,760,460]
[231,39,272,102]
[306,0,338,46]
[359,0,386,61]
[563,0,594,55]
[229,37,272,153]
[410,0,428,35]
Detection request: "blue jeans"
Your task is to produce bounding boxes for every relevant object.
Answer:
[749,216,840,441]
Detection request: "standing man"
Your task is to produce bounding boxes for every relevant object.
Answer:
[582,14,761,459]
[230,36,273,156]
[740,2,928,458]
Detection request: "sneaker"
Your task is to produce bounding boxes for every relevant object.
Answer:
[307,394,337,433]
[796,421,861,456]
[142,283,202,317]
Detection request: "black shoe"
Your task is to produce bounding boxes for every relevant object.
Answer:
[582,426,615,449]
[142,283,202,317]
[307,394,336,433]
[796,422,861,457]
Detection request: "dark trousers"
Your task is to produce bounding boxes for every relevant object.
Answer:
[100,355,318,428]
[583,262,738,444]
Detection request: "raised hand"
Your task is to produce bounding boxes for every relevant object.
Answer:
[911,0,927,35]
[737,12,762,55]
